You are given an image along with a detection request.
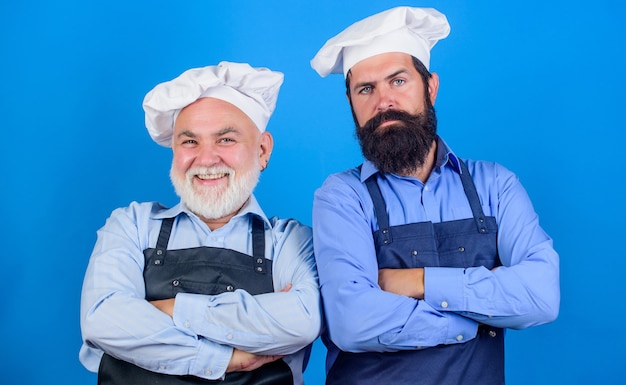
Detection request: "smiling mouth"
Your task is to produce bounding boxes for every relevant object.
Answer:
[196,172,229,180]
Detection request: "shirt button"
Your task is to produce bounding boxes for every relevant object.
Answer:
[227,333,233,340]
[456,335,464,341]
[205,369,212,376]
[489,330,497,338]
[441,301,449,308]
[184,321,191,328]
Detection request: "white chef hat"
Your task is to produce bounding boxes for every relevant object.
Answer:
[143,61,284,147]
[311,7,450,77]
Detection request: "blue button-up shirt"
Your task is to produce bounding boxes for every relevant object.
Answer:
[80,195,321,384]
[312,138,559,369]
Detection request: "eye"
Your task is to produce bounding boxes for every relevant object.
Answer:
[392,78,405,86]
[181,139,197,145]
[218,137,235,144]
[358,86,373,95]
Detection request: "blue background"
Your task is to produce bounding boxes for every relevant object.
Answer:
[1,1,624,384]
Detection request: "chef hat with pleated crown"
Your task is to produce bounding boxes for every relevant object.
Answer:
[311,7,450,77]
[143,61,284,147]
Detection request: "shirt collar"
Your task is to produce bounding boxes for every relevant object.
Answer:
[436,137,462,174]
[360,135,462,182]
[152,194,271,227]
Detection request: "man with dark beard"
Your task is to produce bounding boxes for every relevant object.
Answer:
[310,7,560,385]
[356,92,437,176]
[79,62,321,385]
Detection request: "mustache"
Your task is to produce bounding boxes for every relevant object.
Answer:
[362,109,418,132]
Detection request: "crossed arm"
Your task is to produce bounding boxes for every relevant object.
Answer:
[312,166,559,353]
[80,206,321,380]
[150,284,295,373]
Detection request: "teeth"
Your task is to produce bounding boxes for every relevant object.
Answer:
[197,173,227,180]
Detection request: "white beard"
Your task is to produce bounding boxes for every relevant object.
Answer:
[170,162,260,220]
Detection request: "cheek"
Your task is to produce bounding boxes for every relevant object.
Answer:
[351,101,373,127]
[207,147,249,173]
[400,89,425,114]
[172,151,193,173]
[235,147,261,172]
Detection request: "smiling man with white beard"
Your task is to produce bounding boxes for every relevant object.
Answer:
[168,97,265,225]
[79,61,321,385]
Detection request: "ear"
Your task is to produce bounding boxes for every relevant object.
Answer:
[259,131,274,169]
[428,72,440,106]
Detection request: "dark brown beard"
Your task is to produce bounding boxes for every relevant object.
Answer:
[356,106,438,175]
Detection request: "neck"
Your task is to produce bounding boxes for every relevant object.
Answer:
[203,218,233,231]
[197,210,239,231]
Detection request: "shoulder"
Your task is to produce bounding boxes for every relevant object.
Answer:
[267,217,312,240]
[315,166,367,201]
[266,217,314,261]
[94,202,173,251]
[461,159,524,205]
[463,159,518,184]
[109,201,170,220]
[102,201,174,232]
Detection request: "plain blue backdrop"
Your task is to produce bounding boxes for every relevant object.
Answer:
[1,1,624,384]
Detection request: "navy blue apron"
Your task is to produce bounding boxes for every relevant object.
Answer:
[326,161,504,385]
[98,215,293,385]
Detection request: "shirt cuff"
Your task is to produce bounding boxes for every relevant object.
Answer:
[173,292,208,336]
[189,338,233,380]
[424,266,465,312]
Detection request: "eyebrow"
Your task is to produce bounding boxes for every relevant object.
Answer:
[176,127,240,140]
[215,127,239,136]
[177,129,197,139]
[352,69,409,93]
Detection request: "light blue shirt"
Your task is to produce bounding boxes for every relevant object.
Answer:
[312,138,559,367]
[80,195,321,384]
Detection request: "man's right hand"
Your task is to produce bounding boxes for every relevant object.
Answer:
[226,349,284,373]
[378,268,425,299]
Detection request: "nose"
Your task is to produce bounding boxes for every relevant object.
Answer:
[376,87,395,112]
[195,143,221,167]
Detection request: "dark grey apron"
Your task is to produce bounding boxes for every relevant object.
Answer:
[326,161,504,385]
[98,215,293,385]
